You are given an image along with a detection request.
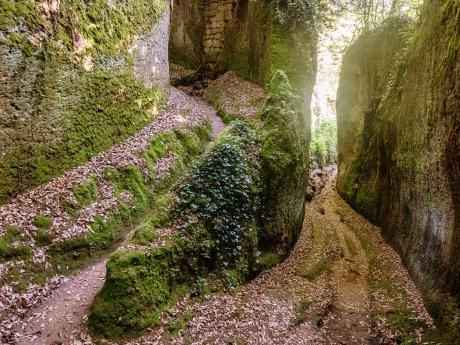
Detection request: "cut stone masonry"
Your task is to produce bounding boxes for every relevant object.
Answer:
[204,0,237,64]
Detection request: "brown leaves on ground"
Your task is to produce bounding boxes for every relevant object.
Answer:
[0,88,223,343]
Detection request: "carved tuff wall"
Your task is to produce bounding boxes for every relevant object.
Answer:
[337,0,460,326]
[0,0,170,204]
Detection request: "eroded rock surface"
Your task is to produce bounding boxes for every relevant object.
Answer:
[337,1,460,333]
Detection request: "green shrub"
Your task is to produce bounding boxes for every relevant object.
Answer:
[310,120,337,169]
[175,122,260,267]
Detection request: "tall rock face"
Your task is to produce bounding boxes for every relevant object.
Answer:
[169,0,205,67]
[337,0,460,323]
[0,0,170,204]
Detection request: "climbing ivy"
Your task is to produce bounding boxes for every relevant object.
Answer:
[175,122,259,267]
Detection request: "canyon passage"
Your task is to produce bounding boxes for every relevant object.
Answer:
[0,0,459,344]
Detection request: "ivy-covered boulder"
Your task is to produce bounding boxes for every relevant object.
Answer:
[88,121,262,338]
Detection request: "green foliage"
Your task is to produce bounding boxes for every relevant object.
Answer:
[310,120,337,169]
[0,226,32,262]
[89,240,190,339]
[176,122,260,267]
[33,215,53,229]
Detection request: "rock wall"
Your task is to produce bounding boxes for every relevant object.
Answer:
[132,10,171,91]
[0,0,170,205]
[203,0,236,64]
[337,0,460,329]
[169,0,205,67]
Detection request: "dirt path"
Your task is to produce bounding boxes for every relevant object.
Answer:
[9,170,434,345]
[320,183,374,344]
[4,93,225,345]
[14,261,106,345]
[118,170,433,345]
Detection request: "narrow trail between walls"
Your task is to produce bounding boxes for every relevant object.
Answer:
[4,90,225,345]
[7,166,434,344]
[112,171,433,345]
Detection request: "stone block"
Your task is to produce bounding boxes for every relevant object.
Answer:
[215,11,225,22]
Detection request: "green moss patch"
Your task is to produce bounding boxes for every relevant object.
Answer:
[0,226,32,262]
[0,0,169,204]
[89,239,190,338]
[74,178,99,207]
[258,70,309,252]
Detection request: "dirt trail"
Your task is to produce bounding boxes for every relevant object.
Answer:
[320,183,374,344]
[8,170,434,345]
[120,170,432,345]
[14,261,106,345]
[5,95,224,345]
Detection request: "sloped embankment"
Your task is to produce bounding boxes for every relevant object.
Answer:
[336,1,460,340]
[0,0,171,204]
[88,63,315,340]
[0,88,218,343]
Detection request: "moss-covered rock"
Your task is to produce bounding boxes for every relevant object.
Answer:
[337,2,460,340]
[0,0,170,204]
[258,70,310,253]
[89,238,191,338]
[89,121,261,338]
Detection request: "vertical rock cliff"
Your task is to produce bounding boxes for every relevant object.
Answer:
[0,0,171,204]
[337,0,460,334]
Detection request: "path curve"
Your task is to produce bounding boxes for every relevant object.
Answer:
[119,171,433,345]
[4,90,224,345]
[7,170,433,345]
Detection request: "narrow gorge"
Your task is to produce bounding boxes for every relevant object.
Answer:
[0,0,458,344]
